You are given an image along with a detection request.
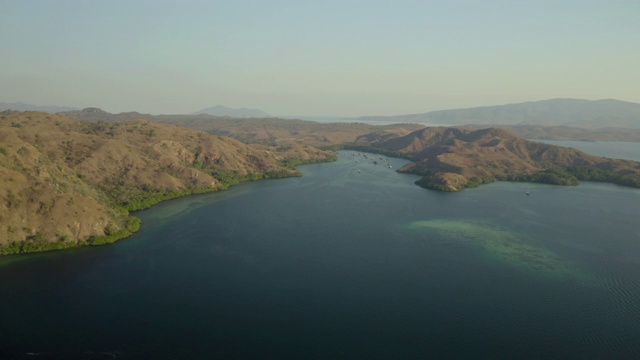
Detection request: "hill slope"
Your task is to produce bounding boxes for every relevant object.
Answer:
[58,107,154,122]
[353,126,640,191]
[0,111,335,253]
[59,108,424,147]
[359,99,640,128]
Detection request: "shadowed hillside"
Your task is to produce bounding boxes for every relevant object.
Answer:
[0,111,335,254]
[353,126,640,192]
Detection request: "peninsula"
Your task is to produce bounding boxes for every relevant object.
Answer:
[349,126,640,192]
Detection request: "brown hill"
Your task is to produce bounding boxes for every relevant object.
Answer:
[354,126,640,191]
[60,108,424,147]
[0,111,335,253]
[58,107,155,122]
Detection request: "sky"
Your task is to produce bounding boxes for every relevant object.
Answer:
[1,0,639,117]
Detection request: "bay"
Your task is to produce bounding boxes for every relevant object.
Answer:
[1,148,640,359]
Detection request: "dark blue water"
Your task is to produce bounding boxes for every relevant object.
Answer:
[1,149,640,359]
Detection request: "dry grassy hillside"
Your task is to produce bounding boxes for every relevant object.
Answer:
[157,117,424,147]
[0,111,335,253]
[354,126,640,191]
[60,108,425,147]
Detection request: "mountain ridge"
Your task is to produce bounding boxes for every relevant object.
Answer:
[0,101,78,113]
[358,98,640,128]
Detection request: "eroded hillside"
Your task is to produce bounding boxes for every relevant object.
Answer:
[0,111,335,253]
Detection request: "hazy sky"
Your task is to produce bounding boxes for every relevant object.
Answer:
[1,0,638,116]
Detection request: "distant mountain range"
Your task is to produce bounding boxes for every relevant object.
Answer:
[358,99,640,128]
[192,105,270,118]
[47,105,640,143]
[1,101,270,118]
[0,101,78,113]
[6,98,640,128]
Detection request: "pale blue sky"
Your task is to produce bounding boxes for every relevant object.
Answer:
[1,0,638,116]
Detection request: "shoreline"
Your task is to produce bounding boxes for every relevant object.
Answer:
[0,156,336,257]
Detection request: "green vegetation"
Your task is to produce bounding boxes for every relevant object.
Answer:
[0,147,7,155]
[412,164,640,193]
[279,153,338,168]
[502,167,579,186]
[21,239,84,253]
[566,165,640,188]
[122,189,199,211]
[119,167,305,211]
[466,175,495,188]
[126,216,142,232]
[87,229,130,246]
[87,216,141,246]
[500,166,640,188]
[414,173,457,192]
[83,121,116,136]
[192,159,204,169]
[0,237,80,255]
[264,169,302,179]
[0,216,142,254]
[212,170,259,188]
[0,242,23,255]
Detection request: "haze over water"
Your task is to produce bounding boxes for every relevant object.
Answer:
[1,144,640,359]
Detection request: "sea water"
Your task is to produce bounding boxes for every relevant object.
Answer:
[1,146,639,359]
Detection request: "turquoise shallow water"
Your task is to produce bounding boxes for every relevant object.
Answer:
[1,148,640,359]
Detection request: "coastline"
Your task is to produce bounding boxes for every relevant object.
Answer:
[0,157,334,256]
